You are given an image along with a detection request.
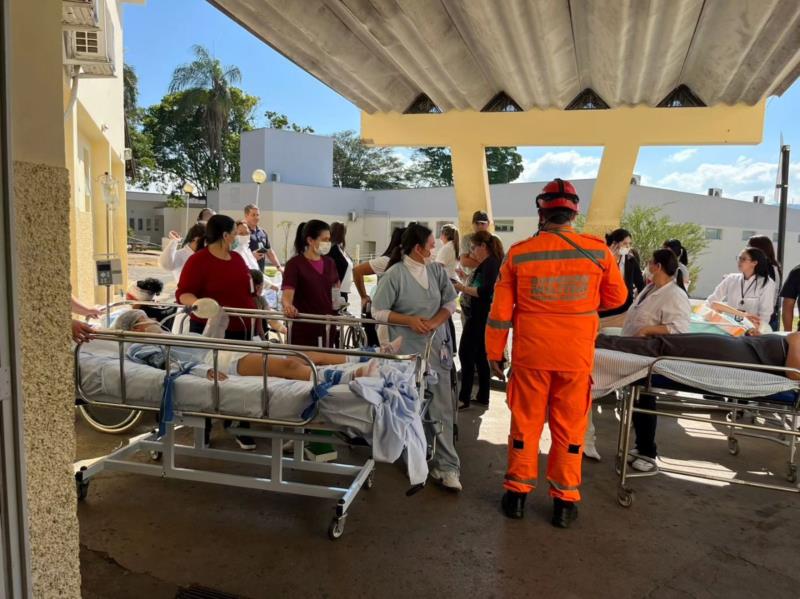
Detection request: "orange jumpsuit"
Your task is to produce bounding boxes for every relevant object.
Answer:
[486,227,627,501]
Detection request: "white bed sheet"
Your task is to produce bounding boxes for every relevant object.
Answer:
[592,348,798,400]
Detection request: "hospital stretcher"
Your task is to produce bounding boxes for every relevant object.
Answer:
[595,350,800,507]
[74,307,434,540]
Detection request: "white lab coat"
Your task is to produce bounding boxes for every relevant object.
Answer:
[435,241,458,280]
[158,240,194,282]
[621,281,691,336]
[706,273,777,325]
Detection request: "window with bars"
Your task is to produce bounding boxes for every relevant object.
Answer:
[705,228,723,240]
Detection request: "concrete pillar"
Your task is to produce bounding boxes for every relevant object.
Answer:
[584,143,640,236]
[9,0,82,596]
[450,144,492,235]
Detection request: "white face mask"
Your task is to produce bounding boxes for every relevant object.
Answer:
[618,247,630,256]
[236,235,250,249]
[317,241,332,255]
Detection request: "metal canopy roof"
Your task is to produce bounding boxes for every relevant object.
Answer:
[211,0,800,113]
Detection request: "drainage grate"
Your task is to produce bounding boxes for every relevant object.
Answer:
[176,585,249,599]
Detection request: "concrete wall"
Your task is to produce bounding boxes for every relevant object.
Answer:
[240,128,333,188]
[9,1,82,596]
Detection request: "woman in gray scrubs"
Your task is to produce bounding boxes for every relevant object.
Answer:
[372,224,462,491]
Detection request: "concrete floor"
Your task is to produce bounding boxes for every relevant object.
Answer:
[76,392,800,599]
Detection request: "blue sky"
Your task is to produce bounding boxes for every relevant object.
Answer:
[123,0,800,203]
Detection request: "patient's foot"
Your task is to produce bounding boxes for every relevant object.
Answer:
[356,358,381,379]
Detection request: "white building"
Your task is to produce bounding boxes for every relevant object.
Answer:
[126,190,207,246]
[191,128,798,298]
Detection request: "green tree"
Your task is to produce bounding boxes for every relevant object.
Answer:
[621,205,709,293]
[265,111,314,133]
[123,63,158,188]
[332,130,409,189]
[143,87,257,196]
[169,45,243,183]
[410,146,524,186]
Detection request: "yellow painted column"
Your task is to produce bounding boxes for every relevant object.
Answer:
[584,142,641,236]
[450,144,492,234]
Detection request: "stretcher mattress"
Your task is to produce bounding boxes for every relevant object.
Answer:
[77,342,376,430]
[592,349,799,401]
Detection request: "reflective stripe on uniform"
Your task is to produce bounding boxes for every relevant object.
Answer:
[548,479,579,492]
[505,474,537,487]
[512,249,605,265]
[487,318,512,330]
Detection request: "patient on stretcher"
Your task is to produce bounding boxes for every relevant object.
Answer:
[113,309,384,382]
[596,332,800,380]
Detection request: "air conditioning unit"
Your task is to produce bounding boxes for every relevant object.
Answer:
[123,147,133,161]
[708,188,723,197]
[62,0,115,78]
[630,174,641,186]
[270,172,281,182]
[348,211,358,222]
[753,195,765,204]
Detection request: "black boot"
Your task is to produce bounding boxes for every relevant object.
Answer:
[501,491,526,519]
[551,498,578,528]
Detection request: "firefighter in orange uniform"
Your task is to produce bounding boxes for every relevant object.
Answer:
[486,178,627,527]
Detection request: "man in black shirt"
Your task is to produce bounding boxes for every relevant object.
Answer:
[244,204,283,273]
[780,264,800,331]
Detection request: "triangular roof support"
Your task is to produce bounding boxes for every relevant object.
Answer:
[657,84,706,107]
[565,88,610,110]
[404,93,442,114]
[481,91,523,112]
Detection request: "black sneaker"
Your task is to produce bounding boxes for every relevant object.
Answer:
[551,498,579,528]
[235,435,256,450]
[501,491,526,519]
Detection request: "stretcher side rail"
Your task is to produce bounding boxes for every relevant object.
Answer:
[615,356,800,508]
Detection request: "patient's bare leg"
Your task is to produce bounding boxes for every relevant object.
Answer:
[236,354,312,380]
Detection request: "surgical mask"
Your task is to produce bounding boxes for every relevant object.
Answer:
[236,235,250,249]
[618,247,630,256]
[317,241,332,255]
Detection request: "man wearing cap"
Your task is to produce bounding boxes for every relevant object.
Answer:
[459,210,499,275]
[486,178,627,528]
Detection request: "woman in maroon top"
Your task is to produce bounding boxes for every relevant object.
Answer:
[282,220,341,347]
[176,214,256,340]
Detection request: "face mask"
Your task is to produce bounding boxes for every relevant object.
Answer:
[230,237,239,251]
[619,247,630,256]
[317,241,332,255]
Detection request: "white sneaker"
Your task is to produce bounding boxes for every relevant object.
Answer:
[430,468,462,491]
[626,449,640,464]
[630,457,656,472]
[583,445,602,461]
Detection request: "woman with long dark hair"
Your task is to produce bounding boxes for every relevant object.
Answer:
[453,231,503,408]
[663,239,691,291]
[328,222,353,305]
[706,246,776,329]
[619,248,692,473]
[598,228,645,328]
[371,223,462,490]
[281,219,341,347]
[748,234,782,330]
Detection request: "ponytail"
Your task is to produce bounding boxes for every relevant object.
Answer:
[440,224,460,259]
[652,248,686,293]
[388,223,432,269]
[293,222,307,256]
[471,230,504,262]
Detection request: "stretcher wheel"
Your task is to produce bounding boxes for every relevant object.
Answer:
[617,489,633,508]
[727,438,739,456]
[76,478,90,502]
[365,470,375,490]
[328,516,346,540]
[149,451,162,462]
[786,464,798,483]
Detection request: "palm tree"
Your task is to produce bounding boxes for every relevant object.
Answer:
[169,45,242,183]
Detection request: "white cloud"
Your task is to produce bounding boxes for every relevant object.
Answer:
[519,150,601,183]
[667,148,698,163]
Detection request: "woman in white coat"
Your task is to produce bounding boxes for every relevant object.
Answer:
[435,224,460,281]
[705,246,777,329]
[621,249,691,473]
[159,222,206,282]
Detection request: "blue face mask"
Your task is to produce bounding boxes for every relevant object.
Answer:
[231,238,239,251]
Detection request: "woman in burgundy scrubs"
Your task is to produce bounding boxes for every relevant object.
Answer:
[281,220,341,347]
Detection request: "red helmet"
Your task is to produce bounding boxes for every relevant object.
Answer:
[536,178,579,212]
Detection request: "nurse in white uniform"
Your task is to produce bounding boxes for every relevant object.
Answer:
[705,246,777,328]
[159,222,206,282]
[621,248,691,337]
